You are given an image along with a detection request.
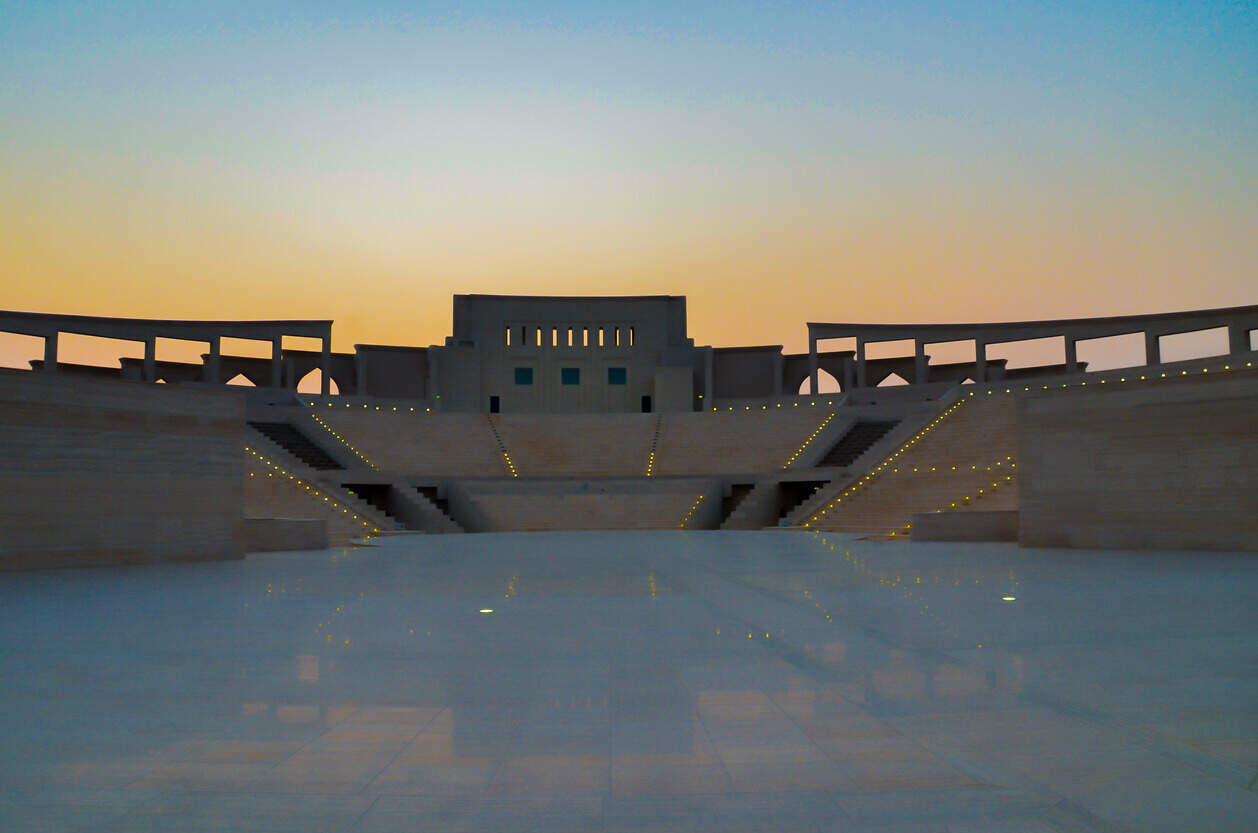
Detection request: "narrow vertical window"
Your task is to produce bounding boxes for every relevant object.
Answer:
[505,326,511,346]
[614,327,621,347]
[598,327,605,347]
[536,327,542,347]
[552,327,558,347]
[519,326,526,347]
[630,326,635,346]
[567,327,574,347]
[583,327,589,347]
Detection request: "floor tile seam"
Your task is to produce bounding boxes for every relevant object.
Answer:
[348,791,382,830]
[1018,688,1258,790]
[685,679,739,797]
[764,686,862,794]
[877,718,1064,802]
[348,724,431,789]
[810,680,1035,795]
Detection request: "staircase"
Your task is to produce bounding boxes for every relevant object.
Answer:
[779,480,828,522]
[248,422,344,470]
[485,416,518,477]
[245,427,394,535]
[817,421,899,467]
[413,487,465,533]
[719,483,755,525]
[341,483,408,531]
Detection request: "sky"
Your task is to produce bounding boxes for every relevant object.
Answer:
[1,1,1255,376]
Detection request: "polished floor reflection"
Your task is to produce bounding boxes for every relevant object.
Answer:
[2,530,1256,832]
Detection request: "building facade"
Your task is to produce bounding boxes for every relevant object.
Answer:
[429,295,703,413]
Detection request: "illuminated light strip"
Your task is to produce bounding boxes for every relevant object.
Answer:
[783,412,836,469]
[304,410,380,471]
[484,416,519,478]
[678,494,705,528]
[801,398,968,527]
[243,445,380,538]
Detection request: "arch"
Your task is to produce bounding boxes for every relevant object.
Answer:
[225,373,256,387]
[877,372,909,387]
[297,368,340,395]
[798,368,840,395]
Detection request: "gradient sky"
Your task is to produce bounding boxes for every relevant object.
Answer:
[2,1,1255,373]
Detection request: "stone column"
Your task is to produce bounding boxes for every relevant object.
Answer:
[842,357,855,392]
[204,336,221,384]
[1228,323,1251,355]
[320,337,331,395]
[143,337,156,382]
[1145,331,1161,365]
[1064,337,1078,373]
[974,340,987,383]
[807,334,819,396]
[270,337,283,388]
[855,339,867,388]
[772,351,784,397]
[426,348,440,408]
[43,331,57,373]
[703,347,714,406]
[914,340,928,385]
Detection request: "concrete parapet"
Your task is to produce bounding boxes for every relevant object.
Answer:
[239,518,330,552]
[911,510,1019,542]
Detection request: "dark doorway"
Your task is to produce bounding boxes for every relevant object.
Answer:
[641,395,652,413]
[489,395,500,413]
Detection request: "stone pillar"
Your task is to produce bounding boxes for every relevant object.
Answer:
[355,350,367,396]
[320,337,331,396]
[842,357,855,392]
[974,341,987,383]
[772,351,784,397]
[807,335,819,396]
[43,331,57,373]
[426,349,439,406]
[205,337,221,384]
[1145,331,1161,365]
[143,337,156,382]
[914,340,928,385]
[270,337,283,388]
[703,347,714,405]
[855,339,867,388]
[1229,324,1251,355]
[1064,337,1078,373]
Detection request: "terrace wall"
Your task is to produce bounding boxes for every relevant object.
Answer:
[1018,370,1258,551]
[0,370,244,569]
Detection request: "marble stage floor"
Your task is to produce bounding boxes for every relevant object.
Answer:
[1,530,1256,832]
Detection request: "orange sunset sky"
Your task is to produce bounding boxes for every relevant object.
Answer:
[2,3,1255,377]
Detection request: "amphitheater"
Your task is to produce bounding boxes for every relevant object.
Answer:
[1,295,1256,832]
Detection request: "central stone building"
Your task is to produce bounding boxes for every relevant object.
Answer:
[431,294,703,413]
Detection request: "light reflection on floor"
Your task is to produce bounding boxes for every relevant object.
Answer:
[1,530,1256,832]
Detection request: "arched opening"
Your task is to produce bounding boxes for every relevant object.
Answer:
[297,369,340,395]
[226,373,256,387]
[798,369,840,395]
[877,372,909,387]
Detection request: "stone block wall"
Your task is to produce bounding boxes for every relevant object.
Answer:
[1017,371,1258,551]
[0,369,244,569]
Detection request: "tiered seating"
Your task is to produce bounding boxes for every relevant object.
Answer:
[492,414,656,477]
[458,480,713,531]
[314,411,506,477]
[653,409,833,475]
[803,395,1018,535]
[243,456,378,546]
[817,421,899,467]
